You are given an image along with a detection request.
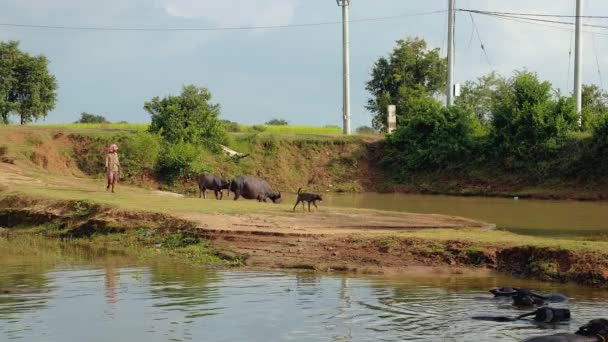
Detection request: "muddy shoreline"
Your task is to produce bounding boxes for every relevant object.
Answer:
[1,195,607,288]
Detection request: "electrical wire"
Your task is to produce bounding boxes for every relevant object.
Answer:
[469,13,493,70]
[0,10,447,32]
[459,8,608,19]
[592,33,604,88]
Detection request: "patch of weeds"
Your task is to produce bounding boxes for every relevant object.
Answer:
[464,247,491,266]
[527,258,560,278]
[161,233,200,249]
[374,236,399,253]
[25,134,44,146]
[72,200,95,217]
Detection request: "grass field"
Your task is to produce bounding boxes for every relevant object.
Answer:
[25,123,348,136]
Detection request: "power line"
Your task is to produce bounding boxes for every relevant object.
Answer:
[469,13,492,70]
[468,10,608,37]
[461,9,608,31]
[459,8,608,19]
[592,33,604,88]
[0,10,446,32]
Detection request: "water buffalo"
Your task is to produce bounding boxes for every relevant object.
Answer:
[521,319,608,342]
[229,176,281,203]
[490,287,568,307]
[198,172,230,200]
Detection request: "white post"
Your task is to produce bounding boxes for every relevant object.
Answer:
[446,0,456,106]
[338,0,352,135]
[574,0,583,125]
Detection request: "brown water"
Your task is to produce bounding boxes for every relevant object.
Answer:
[313,193,608,237]
[1,242,608,341]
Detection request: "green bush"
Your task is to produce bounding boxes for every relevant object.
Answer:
[145,85,227,151]
[156,142,209,183]
[120,131,161,180]
[381,99,482,176]
[265,118,288,125]
[491,71,578,160]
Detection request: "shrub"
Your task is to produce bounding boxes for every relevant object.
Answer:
[265,118,289,125]
[491,71,578,160]
[156,142,209,183]
[221,120,240,132]
[120,131,161,180]
[381,99,482,176]
[76,112,109,124]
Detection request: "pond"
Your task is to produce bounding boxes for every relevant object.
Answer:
[317,193,608,237]
[1,243,607,342]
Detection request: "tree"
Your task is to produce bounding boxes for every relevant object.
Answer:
[355,126,376,135]
[366,37,446,131]
[76,112,109,124]
[381,99,481,174]
[145,85,227,149]
[120,131,161,181]
[491,71,577,159]
[265,118,288,125]
[0,41,57,125]
[581,84,608,130]
[455,71,505,124]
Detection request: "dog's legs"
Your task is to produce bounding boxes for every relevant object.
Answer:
[293,200,300,212]
[313,201,318,210]
[301,202,305,211]
[308,202,311,212]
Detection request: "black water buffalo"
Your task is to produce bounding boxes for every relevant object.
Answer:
[198,172,230,200]
[490,287,568,307]
[522,319,608,342]
[229,176,281,203]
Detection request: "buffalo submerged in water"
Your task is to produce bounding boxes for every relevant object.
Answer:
[229,176,281,203]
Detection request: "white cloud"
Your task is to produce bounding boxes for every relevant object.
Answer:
[162,0,298,27]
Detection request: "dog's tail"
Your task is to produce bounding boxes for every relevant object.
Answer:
[297,187,302,194]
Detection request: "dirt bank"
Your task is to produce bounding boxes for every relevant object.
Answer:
[1,195,607,288]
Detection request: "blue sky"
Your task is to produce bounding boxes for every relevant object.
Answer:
[1,0,608,126]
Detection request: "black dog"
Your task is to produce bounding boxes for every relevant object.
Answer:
[293,188,323,212]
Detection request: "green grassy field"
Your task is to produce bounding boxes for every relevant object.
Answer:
[25,123,347,136]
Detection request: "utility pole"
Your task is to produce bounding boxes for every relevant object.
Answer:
[574,0,583,125]
[337,0,351,135]
[446,0,456,106]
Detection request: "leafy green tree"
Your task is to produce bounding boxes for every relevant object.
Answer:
[355,126,376,135]
[75,112,109,124]
[0,41,57,124]
[265,118,288,125]
[120,131,161,180]
[455,71,505,124]
[581,84,608,130]
[381,98,481,174]
[145,85,227,149]
[491,71,577,159]
[366,37,446,131]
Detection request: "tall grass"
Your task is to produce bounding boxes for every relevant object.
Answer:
[238,125,343,135]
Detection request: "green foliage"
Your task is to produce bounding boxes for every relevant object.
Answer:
[145,85,227,150]
[251,125,266,132]
[381,99,482,174]
[156,142,209,183]
[162,233,200,249]
[491,71,578,160]
[355,126,377,135]
[366,37,446,131]
[455,71,505,124]
[0,41,57,125]
[265,118,289,125]
[119,131,161,180]
[581,84,608,131]
[76,112,109,124]
[221,119,240,132]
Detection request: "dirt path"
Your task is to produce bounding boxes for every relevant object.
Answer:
[178,210,492,236]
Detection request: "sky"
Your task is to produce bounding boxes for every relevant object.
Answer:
[1,0,608,127]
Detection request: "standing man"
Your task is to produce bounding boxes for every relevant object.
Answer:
[105,144,120,193]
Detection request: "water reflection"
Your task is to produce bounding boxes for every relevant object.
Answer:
[2,249,608,341]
